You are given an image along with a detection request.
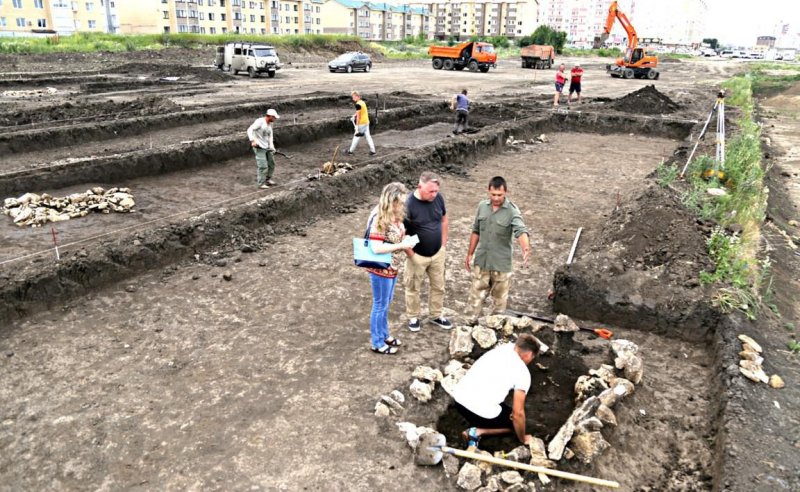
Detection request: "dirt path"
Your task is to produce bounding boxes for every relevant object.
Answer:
[0,131,683,488]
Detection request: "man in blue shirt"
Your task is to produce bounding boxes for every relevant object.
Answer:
[452,89,470,135]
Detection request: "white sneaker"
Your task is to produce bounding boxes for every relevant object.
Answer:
[408,318,421,332]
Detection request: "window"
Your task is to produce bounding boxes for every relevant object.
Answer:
[250,27,255,33]
[200,27,205,33]
[292,4,296,10]
[88,19,96,28]
[176,9,186,17]
[208,12,214,20]
[36,17,46,26]
[270,13,277,21]
[221,26,227,33]
[316,18,320,24]
[15,17,25,26]
[250,14,255,21]
[220,0,225,6]
[270,0,276,7]
[261,28,265,33]
[13,0,22,7]
[34,0,43,7]
[198,11,204,19]
[260,15,264,21]
[85,1,93,10]
[220,13,225,20]
[210,27,216,33]
[162,10,168,18]
[0,17,5,26]
[285,15,289,22]
[189,10,198,18]
[163,26,169,32]
[234,12,241,19]
[178,24,188,32]
[315,6,319,13]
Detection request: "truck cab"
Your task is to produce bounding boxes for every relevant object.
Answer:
[217,42,282,78]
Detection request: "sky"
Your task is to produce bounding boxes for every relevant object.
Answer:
[704,0,800,46]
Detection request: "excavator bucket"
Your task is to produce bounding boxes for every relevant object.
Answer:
[592,33,609,50]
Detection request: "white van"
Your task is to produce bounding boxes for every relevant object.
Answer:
[215,42,282,78]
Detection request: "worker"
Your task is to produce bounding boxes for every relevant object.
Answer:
[247,108,280,189]
[464,176,531,323]
[451,89,470,135]
[345,90,376,156]
[553,64,568,107]
[453,333,540,447]
[403,172,452,333]
[568,63,584,105]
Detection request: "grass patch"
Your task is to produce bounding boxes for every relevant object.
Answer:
[0,33,366,55]
[656,161,680,187]
[562,47,622,58]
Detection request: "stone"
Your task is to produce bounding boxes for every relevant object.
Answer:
[450,326,475,358]
[738,351,764,364]
[484,475,501,492]
[512,316,533,329]
[528,437,547,458]
[769,375,785,389]
[380,395,404,414]
[553,314,579,332]
[596,404,617,427]
[374,402,391,417]
[472,326,498,349]
[570,431,610,464]
[614,353,643,385]
[501,319,516,337]
[529,455,557,468]
[416,432,446,466]
[125,285,137,293]
[222,272,233,282]
[456,462,483,490]
[442,453,461,478]
[548,396,600,460]
[441,374,459,396]
[739,361,769,384]
[706,187,727,196]
[610,339,639,356]
[563,448,575,460]
[504,445,531,463]
[389,390,405,404]
[574,375,609,402]
[443,359,465,376]
[409,379,434,402]
[505,484,528,492]
[737,334,762,353]
[473,450,493,475]
[484,315,508,330]
[412,365,444,383]
[576,417,604,433]
[589,364,617,386]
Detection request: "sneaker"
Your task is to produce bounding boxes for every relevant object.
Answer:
[408,318,421,332]
[430,317,453,330]
[259,184,269,189]
[369,151,377,155]
[266,179,277,186]
[343,150,353,155]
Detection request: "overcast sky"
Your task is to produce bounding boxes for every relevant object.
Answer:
[703,0,799,46]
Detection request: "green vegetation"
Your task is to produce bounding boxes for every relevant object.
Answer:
[562,47,622,58]
[702,38,719,50]
[0,32,366,54]
[374,36,521,60]
[656,161,679,187]
[518,26,568,54]
[789,340,800,354]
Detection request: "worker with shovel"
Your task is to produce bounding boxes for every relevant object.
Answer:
[345,90,376,156]
[453,333,540,446]
[247,108,280,188]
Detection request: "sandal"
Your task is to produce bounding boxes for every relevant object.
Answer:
[385,337,402,347]
[463,427,481,448]
[371,345,398,355]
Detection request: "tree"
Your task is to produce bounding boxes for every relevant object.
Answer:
[519,25,568,53]
[702,38,719,50]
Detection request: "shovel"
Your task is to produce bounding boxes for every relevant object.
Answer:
[505,309,613,339]
[416,433,619,488]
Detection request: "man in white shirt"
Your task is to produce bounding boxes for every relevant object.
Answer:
[453,333,539,446]
[247,108,280,189]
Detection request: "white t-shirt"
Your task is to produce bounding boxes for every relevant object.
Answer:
[453,343,531,419]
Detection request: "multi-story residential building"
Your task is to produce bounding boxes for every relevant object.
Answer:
[537,0,633,48]
[628,0,706,46]
[320,0,429,41]
[410,0,538,40]
[117,0,325,35]
[0,0,118,36]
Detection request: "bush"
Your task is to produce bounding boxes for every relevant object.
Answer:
[518,25,567,53]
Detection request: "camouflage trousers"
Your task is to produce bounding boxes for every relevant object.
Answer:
[466,265,512,319]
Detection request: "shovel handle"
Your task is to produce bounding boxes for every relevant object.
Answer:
[440,446,620,488]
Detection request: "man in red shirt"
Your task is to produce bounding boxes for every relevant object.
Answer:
[568,63,584,105]
[553,64,567,107]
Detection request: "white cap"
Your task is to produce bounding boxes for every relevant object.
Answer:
[574,63,581,67]
[266,108,280,119]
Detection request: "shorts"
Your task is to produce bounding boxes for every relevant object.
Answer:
[555,82,564,93]
[569,82,581,94]
[455,401,514,430]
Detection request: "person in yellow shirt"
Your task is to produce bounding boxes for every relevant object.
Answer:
[346,91,376,156]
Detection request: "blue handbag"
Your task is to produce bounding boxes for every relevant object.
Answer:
[353,215,392,269]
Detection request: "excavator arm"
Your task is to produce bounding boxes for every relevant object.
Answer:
[592,1,638,50]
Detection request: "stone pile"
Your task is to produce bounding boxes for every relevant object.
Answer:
[374,390,406,418]
[409,365,443,402]
[505,134,548,147]
[547,338,642,466]
[3,187,136,228]
[308,161,353,180]
[737,334,784,389]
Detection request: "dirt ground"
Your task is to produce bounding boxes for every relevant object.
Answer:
[1,51,798,490]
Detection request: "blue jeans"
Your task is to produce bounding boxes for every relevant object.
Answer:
[369,273,398,349]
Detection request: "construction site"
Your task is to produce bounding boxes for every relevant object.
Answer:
[0,35,799,491]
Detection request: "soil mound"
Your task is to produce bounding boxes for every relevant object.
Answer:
[611,84,680,115]
[0,96,178,127]
[113,62,230,82]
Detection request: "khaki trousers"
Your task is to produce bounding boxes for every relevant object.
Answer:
[467,265,512,318]
[404,246,446,319]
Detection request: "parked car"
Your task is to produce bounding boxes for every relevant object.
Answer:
[328,52,372,73]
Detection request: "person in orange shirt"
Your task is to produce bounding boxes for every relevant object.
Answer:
[553,64,567,107]
[568,63,585,105]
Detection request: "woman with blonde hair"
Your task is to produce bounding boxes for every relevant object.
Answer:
[365,182,419,354]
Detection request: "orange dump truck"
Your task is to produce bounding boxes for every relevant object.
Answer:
[428,41,497,72]
[520,44,555,69]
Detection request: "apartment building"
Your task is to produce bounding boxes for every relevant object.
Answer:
[410,0,538,40]
[0,0,118,35]
[320,0,429,41]
[537,0,632,47]
[117,0,325,35]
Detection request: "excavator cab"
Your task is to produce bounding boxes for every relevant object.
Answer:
[629,48,644,64]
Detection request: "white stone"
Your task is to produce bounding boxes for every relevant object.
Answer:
[553,314,579,332]
[409,379,434,402]
[610,339,639,356]
[456,462,483,490]
[412,365,443,383]
[443,359,465,376]
[374,402,390,417]
[389,390,405,404]
[570,431,610,464]
[500,471,524,485]
[614,353,643,385]
[472,326,498,349]
[450,326,475,358]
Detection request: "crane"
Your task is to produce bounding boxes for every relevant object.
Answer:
[593,1,659,80]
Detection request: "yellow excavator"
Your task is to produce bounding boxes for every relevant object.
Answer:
[594,1,659,80]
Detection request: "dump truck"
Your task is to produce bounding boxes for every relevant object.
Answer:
[428,42,497,72]
[215,41,282,78]
[593,1,659,79]
[520,44,555,69]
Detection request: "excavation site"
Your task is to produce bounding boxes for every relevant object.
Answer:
[0,51,798,492]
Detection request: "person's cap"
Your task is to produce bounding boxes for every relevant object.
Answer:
[574,63,581,67]
[266,109,280,119]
